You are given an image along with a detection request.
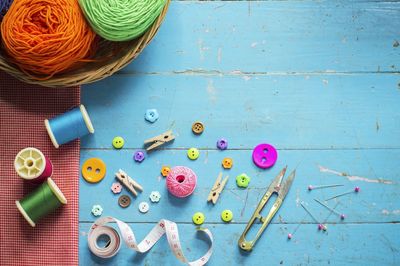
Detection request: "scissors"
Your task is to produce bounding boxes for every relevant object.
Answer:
[238,166,296,251]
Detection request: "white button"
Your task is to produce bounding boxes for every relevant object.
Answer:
[139,202,149,213]
[149,191,161,203]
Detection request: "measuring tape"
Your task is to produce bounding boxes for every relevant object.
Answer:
[88,216,213,265]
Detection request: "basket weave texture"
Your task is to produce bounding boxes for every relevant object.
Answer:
[0,0,170,87]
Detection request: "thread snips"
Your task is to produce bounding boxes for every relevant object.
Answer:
[238,166,296,251]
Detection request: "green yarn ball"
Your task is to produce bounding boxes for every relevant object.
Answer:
[79,0,166,42]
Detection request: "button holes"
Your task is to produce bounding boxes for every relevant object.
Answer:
[87,166,92,171]
[95,168,100,174]
[263,148,268,153]
[262,158,266,163]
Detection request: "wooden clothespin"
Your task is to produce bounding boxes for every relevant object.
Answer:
[144,130,175,151]
[207,173,229,204]
[115,169,143,197]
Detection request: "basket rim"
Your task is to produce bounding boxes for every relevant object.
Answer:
[0,0,170,88]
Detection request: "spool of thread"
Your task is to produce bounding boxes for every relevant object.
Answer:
[1,0,97,78]
[14,147,53,183]
[45,105,94,148]
[166,166,197,198]
[79,0,167,41]
[16,178,67,227]
[0,0,13,21]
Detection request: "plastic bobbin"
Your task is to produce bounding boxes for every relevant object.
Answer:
[252,143,278,169]
[14,147,53,183]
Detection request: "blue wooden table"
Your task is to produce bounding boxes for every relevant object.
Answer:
[79,1,400,265]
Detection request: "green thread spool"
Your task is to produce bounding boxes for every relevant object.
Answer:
[16,178,67,227]
[79,0,167,41]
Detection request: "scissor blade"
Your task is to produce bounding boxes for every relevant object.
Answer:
[279,169,296,199]
[267,166,287,191]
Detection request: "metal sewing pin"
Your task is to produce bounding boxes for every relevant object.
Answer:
[300,201,327,231]
[314,198,346,220]
[324,186,360,201]
[308,184,344,191]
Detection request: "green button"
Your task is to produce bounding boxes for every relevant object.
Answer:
[187,148,199,160]
[236,173,250,188]
[221,210,233,222]
[112,136,125,149]
[192,212,205,225]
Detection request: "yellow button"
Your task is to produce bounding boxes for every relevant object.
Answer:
[187,148,199,160]
[82,158,106,183]
[192,212,205,225]
[112,136,124,149]
[222,158,233,169]
[161,166,170,177]
[221,210,233,222]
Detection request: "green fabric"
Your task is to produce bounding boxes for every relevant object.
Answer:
[79,0,166,41]
[19,181,62,223]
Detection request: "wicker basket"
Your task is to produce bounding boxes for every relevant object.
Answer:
[0,0,170,88]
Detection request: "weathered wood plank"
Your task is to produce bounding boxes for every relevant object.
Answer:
[121,1,400,74]
[79,149,400,223]
[82,74,400,150]
[79,223,400,266]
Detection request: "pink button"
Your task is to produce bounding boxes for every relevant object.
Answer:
[252,143,277,169]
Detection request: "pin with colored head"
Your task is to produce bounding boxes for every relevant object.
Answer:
[314,198,345,220]
[300,201,327,231]
[325,186,360,201]
[308,184,344,191]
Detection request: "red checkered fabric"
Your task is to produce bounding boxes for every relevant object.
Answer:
[0,71,79,266]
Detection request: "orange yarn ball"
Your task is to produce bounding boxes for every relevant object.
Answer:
[1,0,97,79]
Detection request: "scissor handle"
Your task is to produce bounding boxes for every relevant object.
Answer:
[238,195,283,251]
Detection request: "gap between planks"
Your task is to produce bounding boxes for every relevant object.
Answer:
[79,221,400,225]
[81,147,400,151]
[116,70,400,77]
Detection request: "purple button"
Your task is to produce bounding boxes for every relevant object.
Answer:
[134,150,145,162]
[252,143,277,169]
[217,138,228,150]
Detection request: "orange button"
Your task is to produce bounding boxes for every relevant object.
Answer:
[161,166,170,177]
[82,158,106,183]
[222,158,233,169]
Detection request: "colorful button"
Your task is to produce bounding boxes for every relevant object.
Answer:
[82,158,106,183]
[118,195,131,208]
[111,182,122,194]
[236,173,250,188]
[192,122,204,135]
[252,143,278,169]
[222,158,233,169]
[192,212,205,225]
[187,148,199,160]
[139,202,150,213]
[112,136,124,149]
[161,166,170,177]
[145,109,159,123]
[91,205,103,216]
[216,138,228,150]
[221,210,233,222]
[149,191,161,203]
[133,150,145,162]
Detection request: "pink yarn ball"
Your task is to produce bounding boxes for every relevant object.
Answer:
[166,166,197,198]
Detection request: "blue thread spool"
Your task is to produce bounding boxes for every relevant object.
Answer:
[45,105,94,148]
